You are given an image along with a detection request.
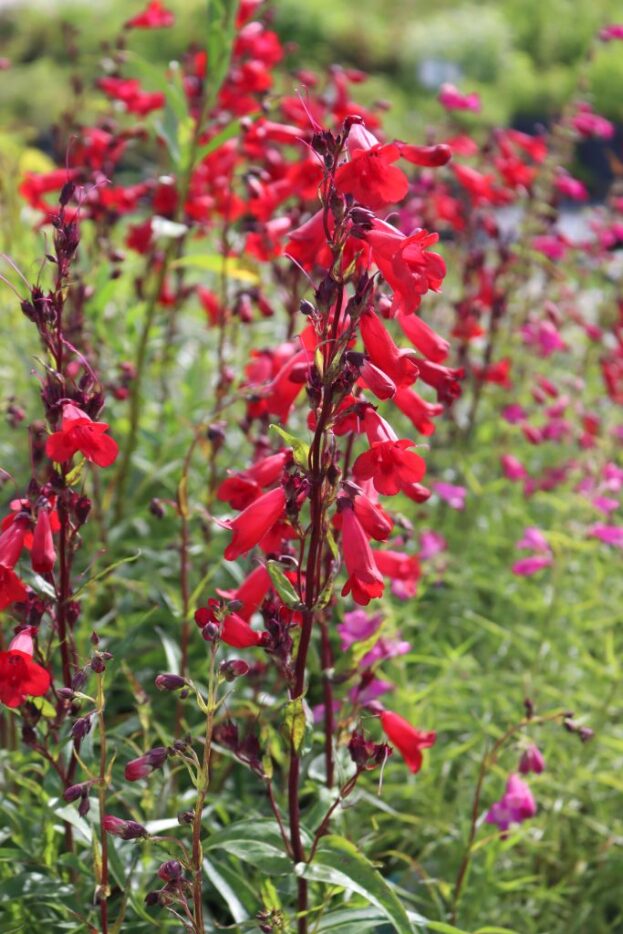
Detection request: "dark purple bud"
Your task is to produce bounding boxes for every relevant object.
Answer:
[177,810,194,825]
[78,795,91,817]
[71,668,88,692]
[157,860,184,883]
[71,715,92,743]
[149,498,165,519]
[518,744,545,775]
[155,673,187,692]
[145,891,161,907]
[219,659,250,682]
[579,726,594,743]
[64,781,92,802]
[74,496,92,526]
[90,654,106,674]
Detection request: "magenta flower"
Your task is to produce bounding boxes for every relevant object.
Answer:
[360,636,410,669]
[516,527,549,553]
[433,481,466,510]
[337,610,383,651]
[589,524,623,549]
[501,454,527,482]
[438,83,481,113]
[518,744,545,775]
[502,404,527,425]
[512,555,552,577]
[591,496,619,515]
[419,529,447,560]
[485,773,537,832]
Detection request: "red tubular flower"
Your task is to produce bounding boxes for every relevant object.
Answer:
[222,487,286,561]
[359,310,419,387]
[0,516,28,569]
[353,491,394,541]
[217,451,289,510]
[373,549,421,597]
[102,816,148,839]
[46,404,119,468]
[394,387,443,436]
[353,409,426,496]
[195,603,265,648]
[0,566,28,611]
[366,219,446,315]
[359,359,397,400]
[397,142,452,167]
[216,564,272,620]
[125,1,174,29]
[397,312,449,363]
[340,505,384,606]
[0,629,51,708]
[380,710,436,773]
[417,359,464,404]
[335,140,409,210]
[31,509,56,574]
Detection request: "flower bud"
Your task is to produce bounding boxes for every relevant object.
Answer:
[124,746,169,782]
[157,860,184,883]
[31,509,56,574]
[64,781,92,802]
[177,810,194,825]
[71,715,92,743]
[518,744,545,775]
[219,659,250,682]
[103,816,148,840]
[155,672,187,691]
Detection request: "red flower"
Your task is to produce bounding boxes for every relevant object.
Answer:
[394,387,443,436]
[0,515,28,569]
[335,134,409,210]
[217,451,289,510]
[397,312,449,363]
[195,603,264,648]
[0,566,28,611]
[125,1,174,29]
[222,487,286,561]
[46,404,119,468]
[373,549,421,597]
[216,564,272,621]
[353,409,426,496]
[366,220,446,315]
[359,311,419,387]
[0,630,51,708]
[341,505,384,606]
[31,509,56,574]
[380,710,436,773]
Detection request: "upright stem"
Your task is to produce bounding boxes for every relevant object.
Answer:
[190,643,218,933]
[319,619,335,789]
[96,672,109,934]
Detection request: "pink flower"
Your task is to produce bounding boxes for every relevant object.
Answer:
[433,481,466,509]
[485,773,537,831]
[419,529,447,561]
[501,455,527,482]
[589,524,623,549]
[518,744,545,775]
[512,555,552,576]
[124,747,168,781]
[516,527,549,553]
[599,23,623,41]
[572,104,615,139]
[438,83,481,113]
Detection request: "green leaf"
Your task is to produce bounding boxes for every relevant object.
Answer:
[267,560,301,609]
[269,423,310,468]
[195,117,249,163]
[30,696,56,719]
[426,924,471,934]
[205,0,239,105]
[280,696,312,755]
[205,818,305,876]
[296,835,413,934]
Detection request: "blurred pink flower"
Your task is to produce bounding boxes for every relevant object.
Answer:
[516,528,549,552]
[485,773,537,831]
[433,481,466,509]
[589,524,623,549]
[501,454,527,481]
[419,529,447,560]
[512,555,552,576]
[438,83,481,113]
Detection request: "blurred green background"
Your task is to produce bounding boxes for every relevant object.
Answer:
[1,0,622,141]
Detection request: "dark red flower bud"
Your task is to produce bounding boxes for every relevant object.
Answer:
[103,815,148,839]
[157,860,184,882]
[125,746,169,781]
[219,659,250,682]
[64,781,92,802]
[155,673,187,691]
